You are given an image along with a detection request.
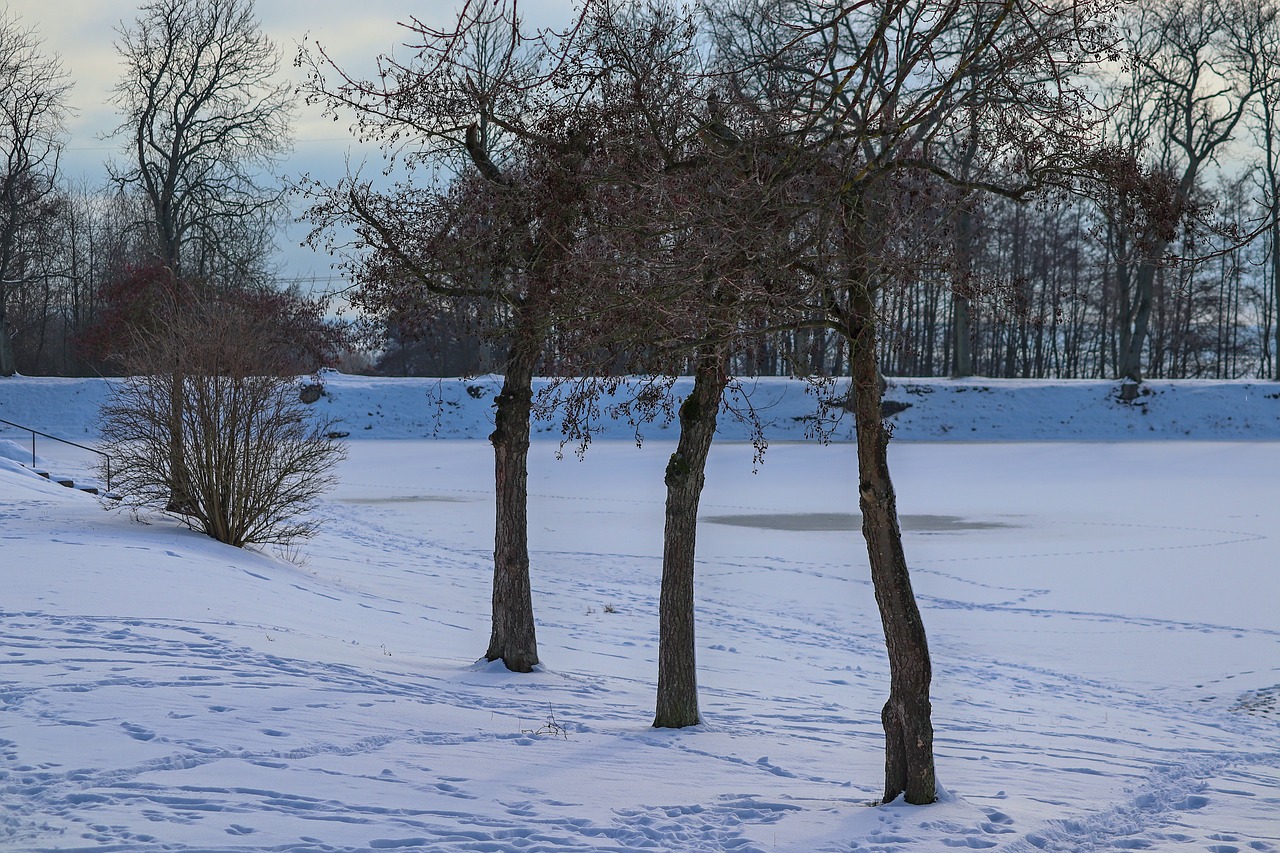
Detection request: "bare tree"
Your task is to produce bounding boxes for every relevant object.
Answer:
[724,0,1128,805]
[642,175,822,729]
[109,0,292,512]
[301,2,609,672]
[557,2,837,729]
[1102,0,1262,382]
[100,291,345,548]
[110,0,292,278]
[1227,0,1280,379]
[0,11,70,377]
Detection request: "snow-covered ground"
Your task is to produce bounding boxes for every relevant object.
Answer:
[1,375,1278,852]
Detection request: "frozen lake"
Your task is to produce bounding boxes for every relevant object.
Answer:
[1,435,1277,851]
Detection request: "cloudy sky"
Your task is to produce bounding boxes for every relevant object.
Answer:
[16,0,567,288]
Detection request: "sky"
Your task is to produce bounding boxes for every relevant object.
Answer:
[13,0,570,291]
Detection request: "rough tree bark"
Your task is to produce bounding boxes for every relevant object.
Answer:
[848,280,937,805]
[485,330,541,672]
[654,352,729,728]
[1117,262,1155,383]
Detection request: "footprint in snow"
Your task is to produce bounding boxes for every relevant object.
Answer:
[979,810,1017,835]
[941,838,998,849]
[120,722,157,741]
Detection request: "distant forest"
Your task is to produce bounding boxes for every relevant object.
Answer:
[379,181,1277,381]
[8,184,1275,382]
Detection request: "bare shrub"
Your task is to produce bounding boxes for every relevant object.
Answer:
[99,297,346,548]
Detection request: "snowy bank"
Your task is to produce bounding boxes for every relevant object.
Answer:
[2,373,1279,442]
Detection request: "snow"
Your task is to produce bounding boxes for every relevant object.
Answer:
[4,372,1279,442]
[1,375,1278,852]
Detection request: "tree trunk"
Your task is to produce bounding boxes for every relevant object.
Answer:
[0,184,18,377]
[654,353,727,728]
[1117,256,1156,383]
[0,314,14,376]
[949,196,978,379]
[485,334,540,672]
[1272,219,1280,382]
[848,283,937,805]
[1266,131,1280,381]
[1119,151,1206,384]
[950,293,972,378]
[164,371,197,514]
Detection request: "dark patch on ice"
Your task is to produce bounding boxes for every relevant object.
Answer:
[339,494,472,505]
[702,512,1016,532]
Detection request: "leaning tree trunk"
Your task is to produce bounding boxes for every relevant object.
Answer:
[653,353,728,728]
[1117,256,1156,383]
[848,283,937,805]
[485,334,540,672]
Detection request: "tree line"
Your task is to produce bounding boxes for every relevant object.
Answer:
[1,0,1279,382]
[355,0,1280,385]
[0,0,329,379]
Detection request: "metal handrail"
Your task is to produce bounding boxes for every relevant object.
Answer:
[0,417,112,491]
